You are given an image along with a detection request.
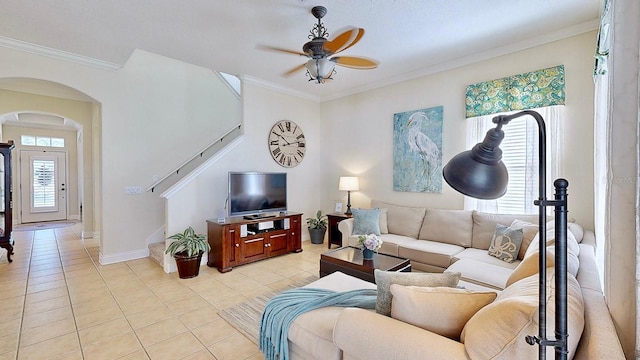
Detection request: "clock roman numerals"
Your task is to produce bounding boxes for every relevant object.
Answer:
[269,120,305,168]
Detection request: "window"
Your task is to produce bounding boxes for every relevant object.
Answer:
[21,135,64,148]
[464,106,564,214]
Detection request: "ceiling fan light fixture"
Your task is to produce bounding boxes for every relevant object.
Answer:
[305,58,335,83]
[260,5,377,84]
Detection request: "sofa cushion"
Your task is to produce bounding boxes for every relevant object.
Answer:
[446,258,515,290]
[418,209,473,247]
[471,211,538,250]
[398,240,465,269]
[505,248,555,288]
[379,208,389,234]
[371,200,426,238]
[288,307,348,360]
[487,224,523,263]
[373,269,461,316]
[452,248,521,270]
[390,285,496,340]
[568,222,584,242]
[509,219,539,259]
[462,270,584,360]
[525,224,580,259]
[347,233,416,257]
[351,208,381,235]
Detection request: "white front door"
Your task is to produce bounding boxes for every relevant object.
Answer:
[20,150,68,223]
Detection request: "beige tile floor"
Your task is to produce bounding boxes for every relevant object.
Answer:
[0,223,328,360]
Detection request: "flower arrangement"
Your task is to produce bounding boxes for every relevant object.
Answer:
[358,234,383,252]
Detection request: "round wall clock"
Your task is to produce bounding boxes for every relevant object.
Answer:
[268,120,306,168]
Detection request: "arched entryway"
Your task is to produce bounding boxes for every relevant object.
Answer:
[0,77,100,240]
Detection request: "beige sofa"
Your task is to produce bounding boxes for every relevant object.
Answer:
[282,201,624,359]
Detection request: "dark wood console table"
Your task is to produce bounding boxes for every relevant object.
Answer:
[206,212,302,272]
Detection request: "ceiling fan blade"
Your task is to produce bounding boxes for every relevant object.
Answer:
[331,56,378,69]
[257,44,308,57]
[282,63,307,77]
[324,28,364,55]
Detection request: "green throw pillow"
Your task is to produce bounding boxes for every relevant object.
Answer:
[488,224,524,263]
[373,269,461,316]
[352,208,381,236]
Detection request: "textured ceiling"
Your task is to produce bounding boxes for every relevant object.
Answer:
[0,0,601,101]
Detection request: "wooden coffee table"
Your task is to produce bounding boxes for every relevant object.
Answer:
[320,246,411,283]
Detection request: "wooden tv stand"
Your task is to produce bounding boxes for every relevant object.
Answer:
[206,212,302,273]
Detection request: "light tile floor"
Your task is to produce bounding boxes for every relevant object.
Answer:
[0,223,328,360]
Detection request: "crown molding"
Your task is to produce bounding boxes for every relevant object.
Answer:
[0,36,121,71]
[320,19,600,102]
[239,74,320,102]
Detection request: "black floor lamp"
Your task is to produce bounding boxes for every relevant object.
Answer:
[442,110,569,360]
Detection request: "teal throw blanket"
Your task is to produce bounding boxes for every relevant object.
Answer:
[259,287,377,360]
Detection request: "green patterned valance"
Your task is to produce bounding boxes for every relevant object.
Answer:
[465,65,565,118]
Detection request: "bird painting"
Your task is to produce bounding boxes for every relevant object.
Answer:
[406,112,440,181]
[393,106,443,193]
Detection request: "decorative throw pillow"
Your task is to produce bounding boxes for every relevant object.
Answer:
[488,224,523,263]
[390,285,496,340]
[374,269,461,316]
[378,208,389,234]
[351,208,381,236]
[509,219,539,260]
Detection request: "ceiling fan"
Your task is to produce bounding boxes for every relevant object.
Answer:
[260,5,379,84]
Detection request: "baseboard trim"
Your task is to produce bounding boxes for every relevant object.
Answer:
[99,248,148,265]
[82,231,100,239]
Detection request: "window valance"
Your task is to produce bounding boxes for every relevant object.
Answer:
[465,65,565,118]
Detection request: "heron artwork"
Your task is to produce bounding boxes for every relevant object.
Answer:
[393,107,443,193]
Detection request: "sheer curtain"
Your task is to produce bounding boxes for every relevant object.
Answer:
[464,106,564,214]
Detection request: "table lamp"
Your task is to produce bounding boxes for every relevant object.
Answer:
[339,176,359,215]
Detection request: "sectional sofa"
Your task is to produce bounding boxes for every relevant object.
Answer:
[282,200,624,359]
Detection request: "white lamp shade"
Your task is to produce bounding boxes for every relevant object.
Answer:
[339,176,359,191]
[306,58,335,79]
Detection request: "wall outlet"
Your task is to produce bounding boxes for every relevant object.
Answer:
[125,186,142,195]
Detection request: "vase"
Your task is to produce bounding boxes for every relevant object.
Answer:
[362,248,375,260]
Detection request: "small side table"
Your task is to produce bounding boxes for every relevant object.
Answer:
[327,213,351,249]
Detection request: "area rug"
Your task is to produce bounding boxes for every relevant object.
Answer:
[218,275,318,344]
[14,221,78,231]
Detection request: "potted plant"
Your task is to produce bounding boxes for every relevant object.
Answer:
[306,210,328,244]
[165,226,210,279]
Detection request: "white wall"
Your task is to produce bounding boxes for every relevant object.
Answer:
[165,82,324,244]
[320,31,597,230]
[0,46,242,263]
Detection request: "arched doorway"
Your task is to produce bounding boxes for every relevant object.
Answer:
[0,78,100,239]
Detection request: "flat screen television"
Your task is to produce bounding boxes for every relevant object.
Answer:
[228,172,287,218]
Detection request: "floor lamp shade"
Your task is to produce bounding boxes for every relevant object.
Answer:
[443,126,509,199]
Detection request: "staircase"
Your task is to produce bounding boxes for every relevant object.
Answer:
[146,71,243,269]
[148,242,164,267]
[145,124,242,194]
